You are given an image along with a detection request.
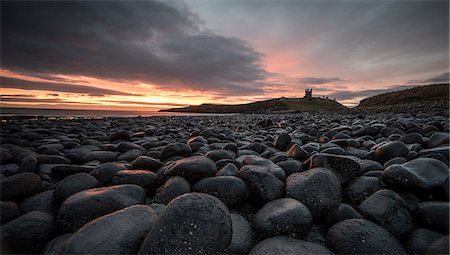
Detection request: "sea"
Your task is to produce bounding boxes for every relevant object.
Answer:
[0,107,229,119]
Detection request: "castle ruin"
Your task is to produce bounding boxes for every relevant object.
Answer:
[304,88,312,101]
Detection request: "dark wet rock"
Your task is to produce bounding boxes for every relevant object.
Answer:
[152,176,191,205]
[358,189,413,238]
[383,157,407,168]
[274,133,292,150]
[426,132,449,148]
[117,141,146,153]
[192,176,248,206]
[382,158,449,191]
[286,144,309,161]
[277,159,304,176]
[414,201,449,233]
[1,172,42,201]
[353,125,379,137]
[0,150,13,164]
[112,170,159,194]
[286,167,342,219]
[17,155,37,173]
[216,163,239,176]
[205,149,236,162]
[163,155,217,183]
[131,156,162,171]
[375,141,409,163]
[51,164,96,180]
[326,218,405,255]
[400,133,423,144]
[1,201,19,224]
[309,153,362,185]
[344,176,383,205]
[216,159,242,170]
[0,163,19,176]
[90,162,129,186]
[147,202,165,216]
[237,165,285,205]
[42,233,72,255]
[236,155,286,181]
[57,184,146,232]
[425,235,449,255]
[0,211,54,254]
[61,205,158,254]
[249,236,333,255]
[160,143,192,161]
[359,159,382,172]
[37,155,71,165]
[20,190,57,215]
[226,213,253,254]
[109,130,130,142]
[81,151,117,163]
[406,228,444,255]
[54,173,99,201]
[139,193,232,254]
[117,149,143,161]
[253,198,312,240]
[325,203,363,227]
[239,142,268,154]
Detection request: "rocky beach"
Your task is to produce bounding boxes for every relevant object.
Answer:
[0,104,449,254]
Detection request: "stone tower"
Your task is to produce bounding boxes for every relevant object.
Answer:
[304,89,312,101]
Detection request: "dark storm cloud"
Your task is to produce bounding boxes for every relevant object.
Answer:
[0,96,96,104]
[408,72,449,84]
[1,1,267,96]
[0,77,139,96]
[298,77,345,85]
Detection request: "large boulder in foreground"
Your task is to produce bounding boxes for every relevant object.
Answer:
[57,184,145,232]
[163,156,217,183]
[61,205,158,254]
[253,198,312,240]
[308,153,362,185]
[326,218,405,255]
[237,165,285,205]
[139,193,232,254]
[192,176,248,206]
[249,236,333,255]
[1,211,54,254]
[53,173,98,202]
[286,167,341,219]
[1,172,42,201]
[358,189,413,238]
[382,158,449,191]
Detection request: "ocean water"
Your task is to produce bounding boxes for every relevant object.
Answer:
[0,107,228,118]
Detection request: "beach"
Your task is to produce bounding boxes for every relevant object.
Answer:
[1,106,449,254]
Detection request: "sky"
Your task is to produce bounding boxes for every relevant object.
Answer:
[1,0,449,110]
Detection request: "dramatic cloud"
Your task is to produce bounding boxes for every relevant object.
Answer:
[0,77,139,96]
[298,77,345,85]
[408,72,449,84]
[0,96,96,104]
[1,1,267,96]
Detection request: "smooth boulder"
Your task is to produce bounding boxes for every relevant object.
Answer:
[139,193,232,254]
[326,218,405,255]
[249,236,333,255]
[253,198,312,240]
[61,205,158,254]
[57,184,146,232]
[286,167,342,219]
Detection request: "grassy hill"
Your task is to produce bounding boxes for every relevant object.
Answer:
[357,84,449,108]
[160,97,347,113]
